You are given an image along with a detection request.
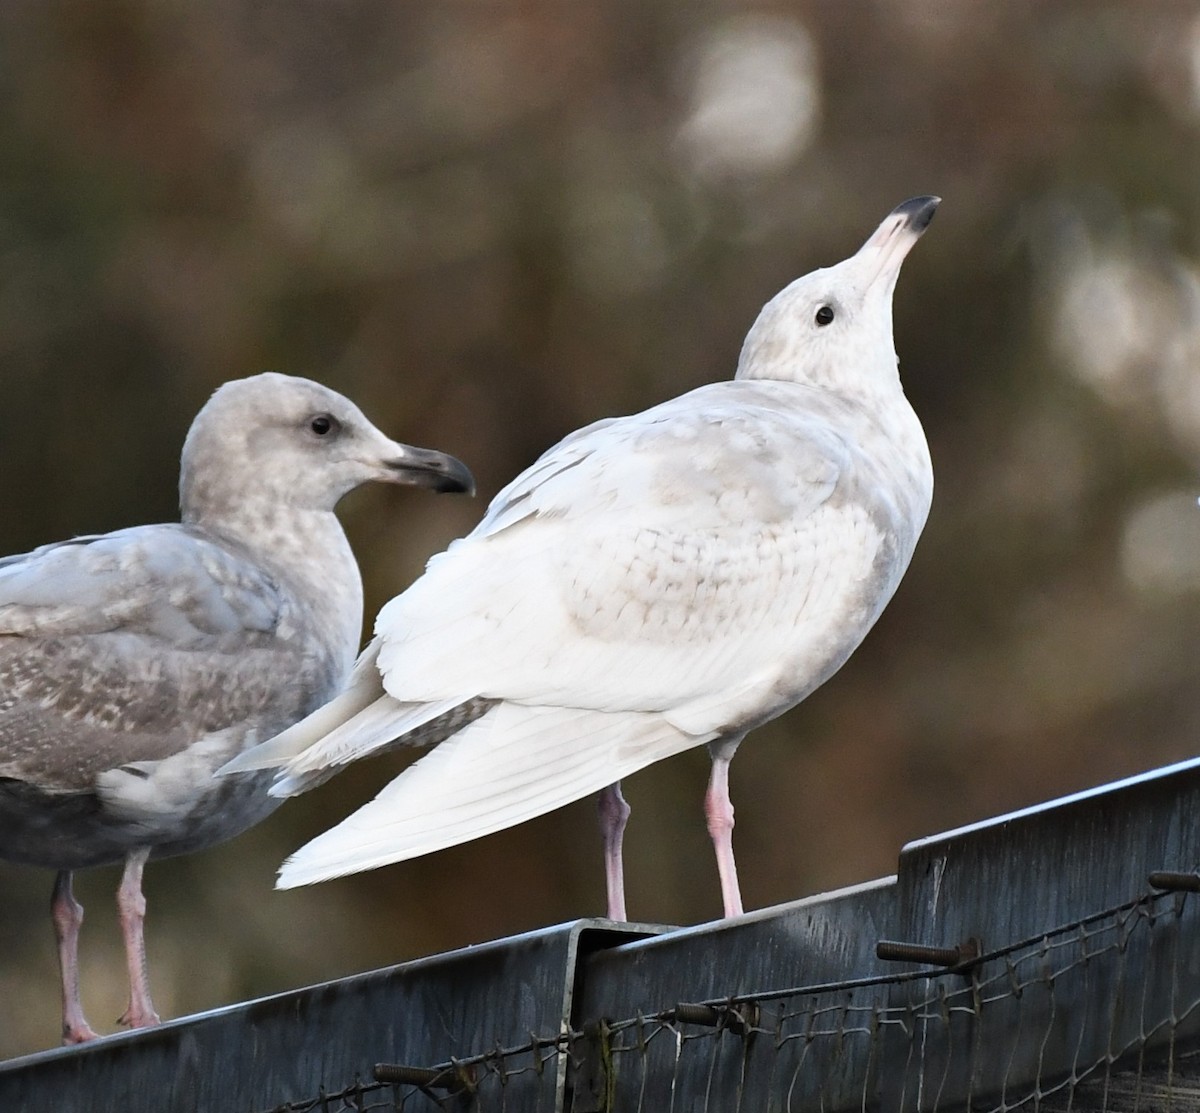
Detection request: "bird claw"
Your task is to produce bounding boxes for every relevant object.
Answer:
[61,1021,101,1045]
[116,1005,161,1030]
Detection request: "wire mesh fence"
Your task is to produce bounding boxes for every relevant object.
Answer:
[7,761,1200,1113]
[253,873,1200,1113]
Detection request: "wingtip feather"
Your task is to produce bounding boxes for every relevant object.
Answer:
[271,703,708,887]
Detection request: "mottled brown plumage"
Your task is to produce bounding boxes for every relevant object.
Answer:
[0,372,473,1044]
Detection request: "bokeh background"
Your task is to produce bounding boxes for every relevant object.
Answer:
[3,0,1200,1057]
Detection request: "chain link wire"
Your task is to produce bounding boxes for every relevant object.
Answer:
[255,880,1200,1113]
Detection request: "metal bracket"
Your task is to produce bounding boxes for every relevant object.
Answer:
[373,1060,476,1095]
[1149,871,1200,893]
[876,936,982,971]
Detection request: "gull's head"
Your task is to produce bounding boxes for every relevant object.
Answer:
[736,196,939,392]
[180,372,474,523]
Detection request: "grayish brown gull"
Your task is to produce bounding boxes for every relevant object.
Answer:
[0,372,473,1044]
[228,197,938,922]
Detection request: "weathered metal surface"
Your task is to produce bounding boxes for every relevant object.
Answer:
[882,754,1200,1113]
[6,758,1200,1112]
[0,918,664,1113]
[1041,1052,1200,1113]
[571,877,899,1112]
[568,758,1200,1113]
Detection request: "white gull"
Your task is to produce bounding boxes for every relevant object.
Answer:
[228,198,938,920]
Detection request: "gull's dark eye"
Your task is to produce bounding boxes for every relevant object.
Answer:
[815,305,835,326]
[309,413,339,436]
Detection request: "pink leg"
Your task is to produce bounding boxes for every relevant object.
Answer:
[705,740,744,918]
[597,782,631,921]
[116,848,160,1030]
[51,870,100,1044]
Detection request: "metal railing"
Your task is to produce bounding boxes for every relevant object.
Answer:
[9,756,1200,1113]
[255,874,1200,1112]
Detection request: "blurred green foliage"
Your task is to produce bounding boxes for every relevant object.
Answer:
[3,0,1200,1056]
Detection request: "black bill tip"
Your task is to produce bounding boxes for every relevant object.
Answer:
[890,196,941,234]
[386,448,476,496]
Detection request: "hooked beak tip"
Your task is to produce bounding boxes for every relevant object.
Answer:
[891,195,941,234]
[856,195,941,285]
[384,449,476,496]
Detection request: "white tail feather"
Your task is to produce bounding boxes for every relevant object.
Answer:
[217,643,385,776]
[275,703,712,888]
[266,695,467,797]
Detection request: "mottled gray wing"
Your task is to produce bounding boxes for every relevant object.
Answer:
[0,525,279,640]
[373,387,852,720]
[0,525,308,791]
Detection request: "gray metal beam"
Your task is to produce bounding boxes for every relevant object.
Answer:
[571,878,899,1112]
[882,755,1200,1113]
[0,919,663,1113]
[5,758,1200,1112]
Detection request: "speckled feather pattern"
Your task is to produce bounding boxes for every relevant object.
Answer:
[0,372,449,871]
[253,202,939,888]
